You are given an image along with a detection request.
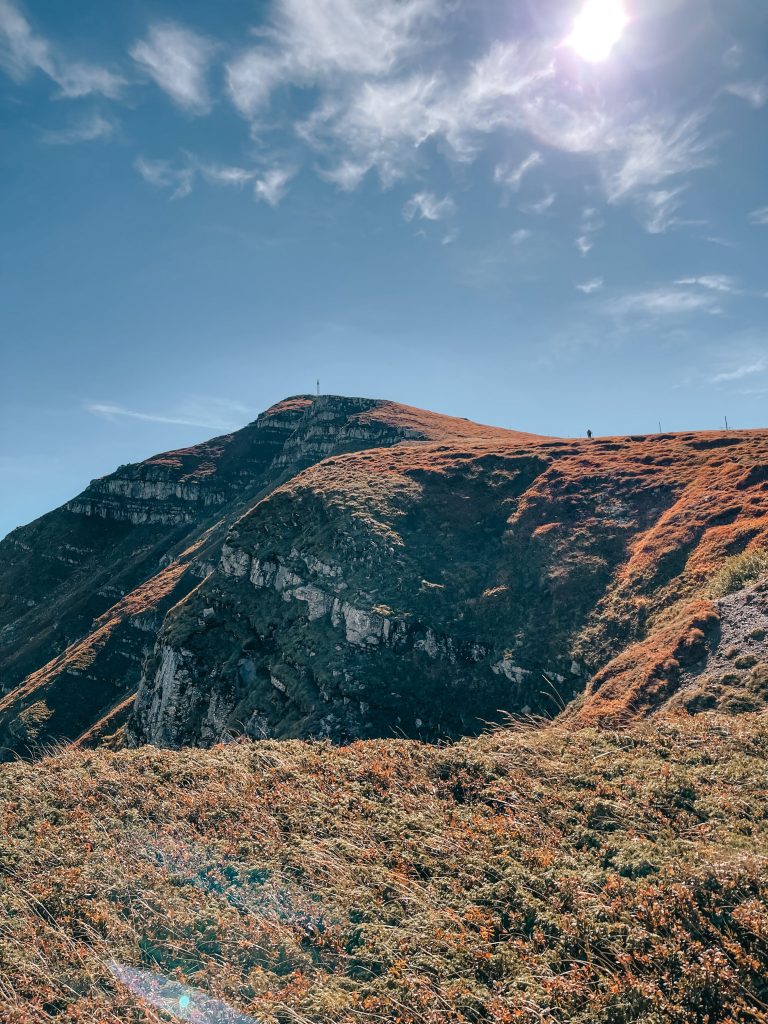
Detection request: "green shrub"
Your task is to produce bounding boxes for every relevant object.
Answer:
[710,548,768,597]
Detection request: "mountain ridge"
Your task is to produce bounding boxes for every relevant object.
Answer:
[1,395,767,759]
[0,395,536,758]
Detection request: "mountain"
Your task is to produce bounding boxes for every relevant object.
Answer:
[0,396,536,758]
[1,395,767,758]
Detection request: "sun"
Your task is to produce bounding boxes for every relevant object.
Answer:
[567,0,629,63]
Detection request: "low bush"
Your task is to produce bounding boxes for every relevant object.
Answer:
[710,548,768,597]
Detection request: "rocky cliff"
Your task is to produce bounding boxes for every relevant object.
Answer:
[2,396,768,758]
[1,395,518,758]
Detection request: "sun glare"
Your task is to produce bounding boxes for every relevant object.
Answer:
[567,0,629,63]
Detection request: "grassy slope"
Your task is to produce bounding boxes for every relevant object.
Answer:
[148,428,768,748]
[1,715,767,1023]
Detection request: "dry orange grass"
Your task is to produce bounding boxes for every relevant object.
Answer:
[1,715,767,1023]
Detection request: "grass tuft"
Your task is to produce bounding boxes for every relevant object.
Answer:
[710,548,768,597]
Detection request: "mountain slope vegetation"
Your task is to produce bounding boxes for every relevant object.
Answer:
[1,714,766,1023]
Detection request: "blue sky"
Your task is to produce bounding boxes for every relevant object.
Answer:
[1,0,767,538]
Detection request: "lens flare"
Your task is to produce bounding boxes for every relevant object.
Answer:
[567,0,628,63]
[108,963,259,1023]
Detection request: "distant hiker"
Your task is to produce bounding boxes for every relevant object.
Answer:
[587,429,593,440]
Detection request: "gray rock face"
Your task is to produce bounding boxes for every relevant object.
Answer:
[128,449,567,748]
[670,579,768,715]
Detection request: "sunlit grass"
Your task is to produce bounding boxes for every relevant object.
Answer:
[1,714,767,1022]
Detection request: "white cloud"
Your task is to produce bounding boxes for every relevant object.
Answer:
[131,22,215,114]
[134,156,195,199]
[226,49,286,118]
[606,287,722,318]
[318,158,371,191]
[522,192,556,215]
[574,206,604,255]
[749,207,768,226]
[675,275,740,294]
[225,13,713,206]
[599,112,712,202]
[577,277,603,294]
[226,0,440,117]
[198,163,254,187]
[0,0,47,80]
[42,112,115,145]
[403,191,455,221]
[494,151,542,190]
[85,398,251,431]
[638,186,687,234]
[511,228,531,245]
[53,61,124,100]
[724,80,768,109]
[711,357,767,384]
[297,73,445,187]
[3,0,717,217]
[254,166,296,205]
[274,0,438,78]
[0,0,124,98]
[135,153,293,203]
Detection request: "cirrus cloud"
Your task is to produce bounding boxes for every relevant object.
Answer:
[131,22,216,114]
[0,0,124,98]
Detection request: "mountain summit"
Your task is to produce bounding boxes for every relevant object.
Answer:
[1,396,767,758]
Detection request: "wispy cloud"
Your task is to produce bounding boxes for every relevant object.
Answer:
[85,398,251,431]
[606,287,723,318]
[599,112,712,203]
[135,153,294,204]
[522,192,556,215]
[638,186,687,234]
[494,151,542,191]
[403,191,455,222]
[131,22,216,114]
[577,277,603,294]
[675,275,740,294]
[749,207,768,226]
[197,162,255,187]
[42,112,115,145]
[227,0,441,118]
[710,357,767,384]
[254,165,296,205]
[318,158,371,191]
[227,50,285,119]
[1,0,725,250]
[724,80,768,109]
[0,0,124,98]
[511,228,531,245]
[574,207,604,256]
[222,10,714,209]
[134,156,195,199]
[53,62,125,100]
